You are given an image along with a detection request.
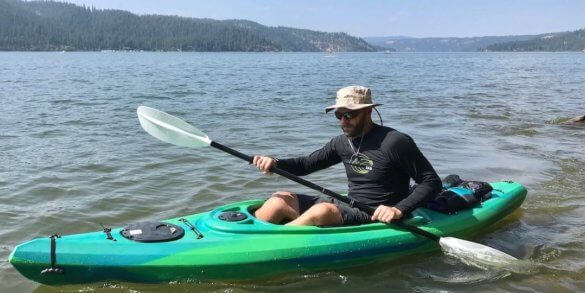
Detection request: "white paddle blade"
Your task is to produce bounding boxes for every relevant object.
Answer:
[137,106,211,148]
[439,237,517,266]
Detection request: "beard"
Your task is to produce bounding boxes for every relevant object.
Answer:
[341,117,366,138]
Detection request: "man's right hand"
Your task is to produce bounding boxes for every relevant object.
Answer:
[252,156,277,175]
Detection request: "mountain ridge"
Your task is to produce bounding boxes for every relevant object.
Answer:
[363,29,585,52]
[484,29,585,51]
[0,0,375,52]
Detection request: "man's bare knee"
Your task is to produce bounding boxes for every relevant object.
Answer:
[269,191,298,208]
[307,203,336,216]
[304,203,342,226]
[254,191,300,223]
[271,191,295,199]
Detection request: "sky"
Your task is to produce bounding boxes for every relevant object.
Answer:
[61,0,585,38]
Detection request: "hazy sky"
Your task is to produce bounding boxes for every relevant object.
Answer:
[61,0,585,38]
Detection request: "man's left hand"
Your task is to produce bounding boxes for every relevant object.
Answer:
[371,205,403,223]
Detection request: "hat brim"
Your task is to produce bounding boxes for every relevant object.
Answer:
[325,103,382,113]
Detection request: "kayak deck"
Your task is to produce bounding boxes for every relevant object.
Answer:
[9,181,526,285]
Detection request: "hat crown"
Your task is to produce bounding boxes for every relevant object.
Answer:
[336,86,372,106]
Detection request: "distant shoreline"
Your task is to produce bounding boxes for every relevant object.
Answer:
[1,50,583,53]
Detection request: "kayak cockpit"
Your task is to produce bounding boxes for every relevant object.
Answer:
[198,199,431,234]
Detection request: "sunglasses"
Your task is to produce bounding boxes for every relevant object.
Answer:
[334,110,361,120]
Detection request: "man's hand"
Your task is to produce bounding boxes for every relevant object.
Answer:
[371,205,403,223]
[252,156,277,175]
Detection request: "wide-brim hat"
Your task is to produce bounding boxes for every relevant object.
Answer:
[325,85,382,113]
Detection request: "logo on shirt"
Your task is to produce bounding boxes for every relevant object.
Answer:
[349,153,373,174]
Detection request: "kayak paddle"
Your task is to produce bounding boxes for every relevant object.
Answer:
[137,105,519,267]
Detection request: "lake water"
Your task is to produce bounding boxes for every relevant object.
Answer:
[1,52,584,292]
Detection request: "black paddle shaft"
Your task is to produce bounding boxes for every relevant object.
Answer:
[210,140,440,242]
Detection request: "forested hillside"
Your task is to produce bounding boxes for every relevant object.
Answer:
[485,29,585,51]
[0,0,375,52]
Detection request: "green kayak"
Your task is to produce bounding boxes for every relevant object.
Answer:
[9,181,526,285]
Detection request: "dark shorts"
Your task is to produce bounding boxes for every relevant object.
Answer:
[296,193,373,226]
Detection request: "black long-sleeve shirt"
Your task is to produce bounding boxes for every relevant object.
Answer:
[277,124,442,215]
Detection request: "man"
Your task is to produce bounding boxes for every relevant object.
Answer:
[253,85,442,226]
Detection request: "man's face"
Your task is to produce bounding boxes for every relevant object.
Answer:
[335,108,367,137]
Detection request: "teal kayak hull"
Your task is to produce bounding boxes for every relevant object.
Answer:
[9,181,526,285]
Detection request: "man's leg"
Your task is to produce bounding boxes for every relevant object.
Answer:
[287,203,343,226]
[254,191,300,224]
